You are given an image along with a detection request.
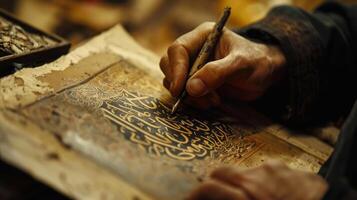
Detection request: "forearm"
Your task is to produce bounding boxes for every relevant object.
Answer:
[237,2,357,126]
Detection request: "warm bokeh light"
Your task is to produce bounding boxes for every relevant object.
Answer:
[0,0,333,55]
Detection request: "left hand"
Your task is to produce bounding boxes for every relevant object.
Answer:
[188,160,328,200]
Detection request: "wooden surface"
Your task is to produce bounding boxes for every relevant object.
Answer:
[0,25,333,200]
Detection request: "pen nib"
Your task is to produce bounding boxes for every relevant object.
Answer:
[171,99,181,114]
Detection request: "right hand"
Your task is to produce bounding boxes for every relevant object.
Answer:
[160,22,286,109]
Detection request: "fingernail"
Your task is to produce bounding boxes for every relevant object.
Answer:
[187,78,207,97]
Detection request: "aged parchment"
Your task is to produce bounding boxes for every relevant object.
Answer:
[0,25,333,200]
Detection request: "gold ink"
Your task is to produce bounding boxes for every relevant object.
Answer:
[101,90,257,161]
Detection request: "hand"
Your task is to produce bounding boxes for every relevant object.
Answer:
[160,22,286,109]
[188,160,328,200]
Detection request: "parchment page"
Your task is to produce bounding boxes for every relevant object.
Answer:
[0,25,333,200]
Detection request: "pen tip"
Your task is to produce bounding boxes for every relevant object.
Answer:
[171,99,181,114]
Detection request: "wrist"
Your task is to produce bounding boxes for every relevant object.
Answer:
[267,44,287,84]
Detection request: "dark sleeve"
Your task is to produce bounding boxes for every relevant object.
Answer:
[237,3,357,200]
[323,179,357,200]
[237,2,357,126]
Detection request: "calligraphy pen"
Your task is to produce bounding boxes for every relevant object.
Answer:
[171,7,231,114]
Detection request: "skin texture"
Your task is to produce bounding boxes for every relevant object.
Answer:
[187,160,328,200]
[160,23,328,199]
[159,22,286,109]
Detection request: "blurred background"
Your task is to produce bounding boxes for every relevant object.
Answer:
[0,0,356,199]
[1,0,355,56]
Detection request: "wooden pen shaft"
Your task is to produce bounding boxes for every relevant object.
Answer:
[188,7,231,77]
[171,7,231,114]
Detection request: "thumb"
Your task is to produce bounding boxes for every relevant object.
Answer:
[186,54,246,97]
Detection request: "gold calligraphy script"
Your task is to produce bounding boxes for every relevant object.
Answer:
[101,90,257,161]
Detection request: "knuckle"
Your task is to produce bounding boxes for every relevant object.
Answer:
[230,54,248,70]
[200,180,220,190]
[199,21,215,30]
[205,63,219,75]
[265,55,274,66]
[174,38,185,48]
[256,56,271,69]
[167,42,188,65]
[175,33,190,46]
[233,53,247,65]
[211,166,232,177]
[167,43,179,55]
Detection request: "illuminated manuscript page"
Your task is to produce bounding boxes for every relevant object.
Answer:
[0,25,333,200]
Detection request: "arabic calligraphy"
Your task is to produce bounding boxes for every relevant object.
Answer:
[101,90,256,161]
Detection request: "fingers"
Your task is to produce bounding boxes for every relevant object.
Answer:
[209,161,294,200]
[160,55,170,80]
[211,166,273,200]
[160,47,189,97]
[191,161,327,200]
[176,22,216,57]
[186,54,247,97]
[167,44,190,96]
[160,22,216,97]
[211,166,243,185]
[163,77,170,90]
[187,179,251,200]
